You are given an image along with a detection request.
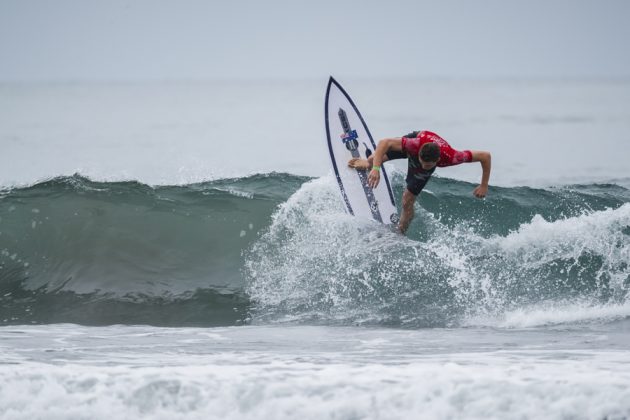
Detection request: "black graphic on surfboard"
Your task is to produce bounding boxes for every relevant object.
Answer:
[338,108,382,223]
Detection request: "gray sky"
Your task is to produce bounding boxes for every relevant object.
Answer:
[1,0,629,81]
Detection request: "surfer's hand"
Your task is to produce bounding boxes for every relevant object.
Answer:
[348,158,370,170]
[368,169,380,188]
[473,185,488,198]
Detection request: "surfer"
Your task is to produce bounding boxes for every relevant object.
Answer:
[348,131,491,235]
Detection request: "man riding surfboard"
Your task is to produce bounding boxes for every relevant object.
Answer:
[348,130,491,234]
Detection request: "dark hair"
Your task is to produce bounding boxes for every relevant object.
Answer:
[403,131,420,139]
[419,142,440,162]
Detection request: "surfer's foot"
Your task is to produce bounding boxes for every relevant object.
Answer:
[348,158,370,170]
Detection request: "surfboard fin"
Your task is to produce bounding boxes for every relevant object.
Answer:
[363,143,372,158]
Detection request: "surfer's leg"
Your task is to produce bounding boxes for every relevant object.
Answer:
[398,166,435,234]
[398,189,416,235]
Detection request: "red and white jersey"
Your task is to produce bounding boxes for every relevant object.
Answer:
[401,131,472,167]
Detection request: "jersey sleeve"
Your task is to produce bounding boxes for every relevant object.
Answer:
[439,147,473,167]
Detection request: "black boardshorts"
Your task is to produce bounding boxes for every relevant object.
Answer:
[405,166,436,195]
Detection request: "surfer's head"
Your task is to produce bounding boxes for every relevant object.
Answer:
[419,142,440,169]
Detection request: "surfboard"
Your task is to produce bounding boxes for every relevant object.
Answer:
[324,77,399,225]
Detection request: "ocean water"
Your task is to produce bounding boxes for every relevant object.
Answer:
[1,79,630,419]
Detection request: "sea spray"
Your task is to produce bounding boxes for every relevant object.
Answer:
[245,175,630,327]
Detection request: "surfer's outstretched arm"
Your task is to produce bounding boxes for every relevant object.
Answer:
[470,151,492,198]
[367,138,402,188]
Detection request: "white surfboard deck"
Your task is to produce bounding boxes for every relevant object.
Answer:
[324,77,399,225]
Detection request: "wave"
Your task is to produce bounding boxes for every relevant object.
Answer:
[0,173,305,325]
[244,174,630,328]
[1,173,629,327]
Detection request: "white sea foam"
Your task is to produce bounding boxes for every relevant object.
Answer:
[499,302,630,328]
[485,203,630,295]
[1,321,628,420]
[465,301,630,328]
[493,203,630,264]
[0,351,629,420]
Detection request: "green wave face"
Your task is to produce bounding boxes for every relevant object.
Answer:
[0,174,304,325]
[1,173,629,327]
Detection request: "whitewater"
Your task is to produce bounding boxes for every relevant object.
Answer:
[1,79,630,419]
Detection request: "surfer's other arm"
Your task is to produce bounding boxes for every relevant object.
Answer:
[368,138,402,188]
[470,150,492,198]
[347,138,402,188]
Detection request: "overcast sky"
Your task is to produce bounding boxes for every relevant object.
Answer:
[1,0,629,81]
